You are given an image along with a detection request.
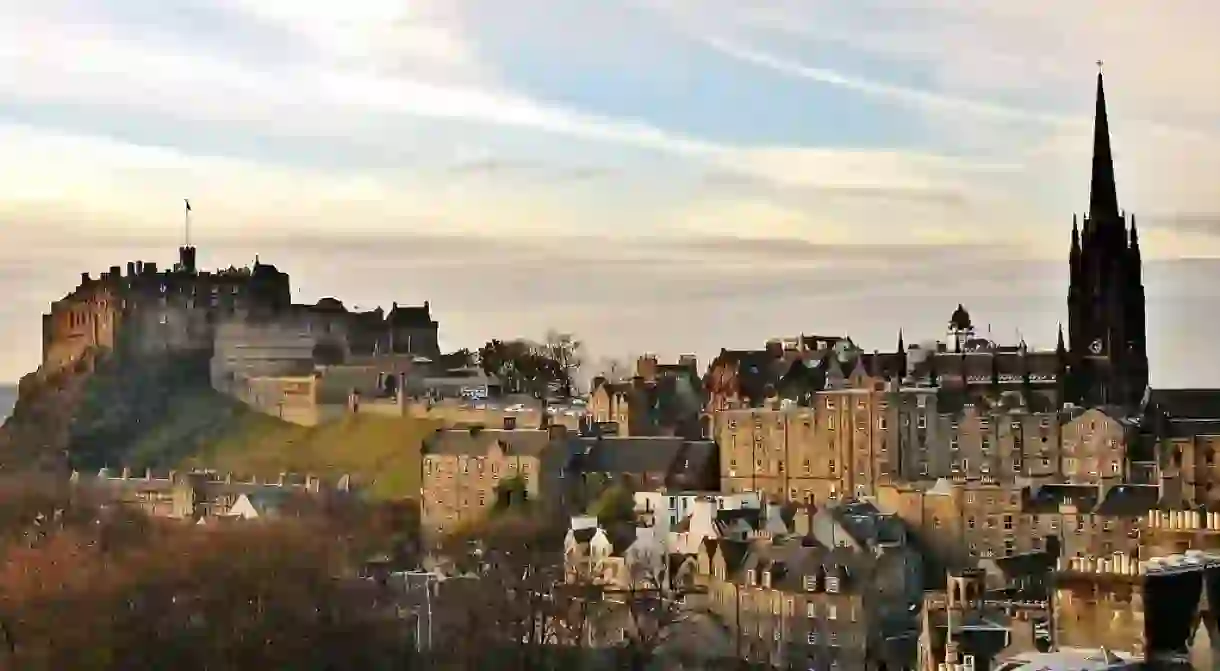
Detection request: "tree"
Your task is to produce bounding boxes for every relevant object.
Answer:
[543,330,583,396]
[492,475,532,514]
[432,514,577,670]
[0,477,411,670]
[478,339,569,399]
[587,483,635,527]
[606,560,726,671]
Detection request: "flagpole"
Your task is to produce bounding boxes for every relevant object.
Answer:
[183,199,191,247]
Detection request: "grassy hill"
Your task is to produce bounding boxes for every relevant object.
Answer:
[1,349,438,499]
[183,410,440,500]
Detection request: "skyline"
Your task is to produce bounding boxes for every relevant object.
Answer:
[4,1,1220,384]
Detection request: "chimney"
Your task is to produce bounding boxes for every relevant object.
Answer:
[144,262,157,274]
[80,272,90,285]
[127,262,136,276]
[765,340,782,357]
[591,375,607,391]
[109,265,121,278]
[136,261,144,275]
[678,354,698,371]
[503,416,517,430]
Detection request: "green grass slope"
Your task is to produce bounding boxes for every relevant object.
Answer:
[183,411,440,500]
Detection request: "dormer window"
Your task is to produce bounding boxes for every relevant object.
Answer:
[762,571,772,588]
[746,569,756,585]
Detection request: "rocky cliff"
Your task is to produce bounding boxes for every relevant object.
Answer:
[0,347,234,471]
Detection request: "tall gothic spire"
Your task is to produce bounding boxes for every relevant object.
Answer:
[1089,64,1120,220]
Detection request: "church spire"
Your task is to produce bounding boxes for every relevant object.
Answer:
[1089,62,1120,221]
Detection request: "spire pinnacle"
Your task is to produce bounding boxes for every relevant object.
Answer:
[1090,65,1120,221]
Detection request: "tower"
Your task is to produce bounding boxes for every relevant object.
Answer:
[1066,66,1149,407]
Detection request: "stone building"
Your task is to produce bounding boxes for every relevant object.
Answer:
[78,467,349,521]
[418,424,717,537]
[43,246,291,370]
[419,425,581,536]
[588,355,703,438]
[1051,551,1220,666]
[692,500,923,670]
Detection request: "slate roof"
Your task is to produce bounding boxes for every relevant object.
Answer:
[663,440,719,491]
[1094,484,1161,516]
[1024,483,1102,514]
[579,436,690,476]
[1148,389,1220,420]
[422,427,562,457]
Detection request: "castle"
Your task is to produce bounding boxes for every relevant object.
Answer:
[40,244,440,374]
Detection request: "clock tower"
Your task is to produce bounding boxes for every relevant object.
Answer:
[1065,65,1149,407]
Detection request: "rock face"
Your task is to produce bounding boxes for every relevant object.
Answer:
[0,347,213,472]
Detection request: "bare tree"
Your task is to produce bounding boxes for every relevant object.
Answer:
[598,557,724,671]
[543,330,584,396]
[591,354,637,385]
[432,514,581,670]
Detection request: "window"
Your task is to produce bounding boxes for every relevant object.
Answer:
[917,415,927,429]
[829,460,836,474]
[727,419,738,429]
[762,571,771,588]
[826,604,838,620]
[803,575,818,591]
[877,417,887,430]
[917,395,928,408]
[932,516,941,528]
[825,576,840,593]
[919,462,929,476]
[1111,462,1121,475]
[747,570,756,585]
[1004,515,1013,530]
[826,398,835,410]
[806,602,817,618]
[807,632,819,645]
[829,416,837,430]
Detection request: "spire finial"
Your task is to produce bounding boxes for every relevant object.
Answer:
[1097,59,1104,73]
[1089,63,1120,221]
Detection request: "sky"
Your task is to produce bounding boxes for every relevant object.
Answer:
[3,1,1220,385]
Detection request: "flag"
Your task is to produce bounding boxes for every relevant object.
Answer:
[184,199,191,212]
